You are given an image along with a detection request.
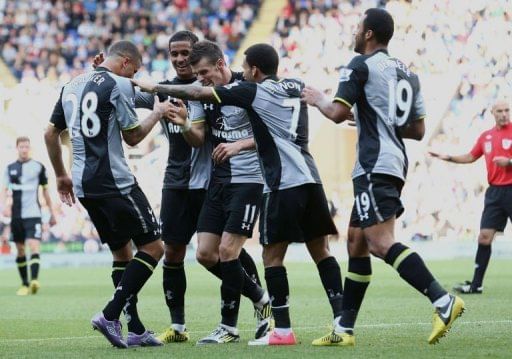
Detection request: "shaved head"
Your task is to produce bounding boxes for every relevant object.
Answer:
[491,99,510,128]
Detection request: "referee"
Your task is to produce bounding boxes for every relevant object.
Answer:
[430,99,511,294]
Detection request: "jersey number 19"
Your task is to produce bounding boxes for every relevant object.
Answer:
[388,78,413,126]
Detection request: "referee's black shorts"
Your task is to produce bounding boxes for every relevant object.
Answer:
[79,185,161,251]
[480,185,512,231]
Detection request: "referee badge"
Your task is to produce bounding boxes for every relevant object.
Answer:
[484,141,492,154]
[502,139,512,150]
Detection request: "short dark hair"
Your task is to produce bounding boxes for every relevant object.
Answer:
[169,30,199,49]
[363,8,394,45]
[107,40,142,64]
[244,43,279,76]
[189,40,223,66]
[16,136,30,146]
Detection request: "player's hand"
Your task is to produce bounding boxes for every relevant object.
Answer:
[492,156,510,167]
[152,95,173,118]
[56,175,75,206]
[49,213,57,227]
[345,112,356,127]
[301,86,324,106]
[167,99,188,126]
[92,52,104,69]
[131,78,157,93]
[212,143,241,164]
[428,151,450,161]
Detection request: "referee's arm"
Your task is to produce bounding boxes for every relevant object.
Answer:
[429,152,476,164]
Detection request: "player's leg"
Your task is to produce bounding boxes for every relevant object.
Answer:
[158,189,203,343]
[12,219,29,295]
[26,218,43,294]
[455,187,505,294]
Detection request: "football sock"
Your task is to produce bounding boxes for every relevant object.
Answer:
[29,253,40,280]
[208,259,265,303]
[103,251,157,322]
[317,256,344,318]
[16,256,29,286]
[471,244,491,289]
[239,248,262,286]
[163,261,186,325]
[220,259,243,328]
[339,256,371,330]
[265,266,291,328]
[384,243,447,303]
[111,261,145,335]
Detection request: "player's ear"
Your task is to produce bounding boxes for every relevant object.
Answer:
[365,29,373,41]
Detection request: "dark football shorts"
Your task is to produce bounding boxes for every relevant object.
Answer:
[259,183,338,245]
[160,188,205,245]
[480,185,512,231]
[197,182,263,237]
[79,185,161,251]
[11,218,42,243]
[350,173,404,228]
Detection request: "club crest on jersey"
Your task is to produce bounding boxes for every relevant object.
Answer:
[339,68,353,82]
[223,82,239,90]
[502,139,512,150]
[10,170,17,175]
[484,141,492,154]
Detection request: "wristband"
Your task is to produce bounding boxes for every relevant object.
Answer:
[180,119,192,133]
[509,158,512,166]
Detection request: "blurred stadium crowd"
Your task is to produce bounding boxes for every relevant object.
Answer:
[0,0,511,252]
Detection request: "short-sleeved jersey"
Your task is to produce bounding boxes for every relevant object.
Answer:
[135,77,211,190]
[334,49,426,181]
[49,66,139,198]
[212,76,322,192]
[2,160,47,219]
[189,72,263,184]
[470,123,512,186]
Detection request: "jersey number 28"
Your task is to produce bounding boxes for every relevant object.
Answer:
[65,92,101,138]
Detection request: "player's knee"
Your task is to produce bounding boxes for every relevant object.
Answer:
[196,249,217,268]
[262,247,283,267]
[367,241,387,259]
[218,242,239,261]
[477,232,493,245]
[164,243,186,262]
[141,240,164,260]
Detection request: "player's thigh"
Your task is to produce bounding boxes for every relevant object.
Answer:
[78,197,130,251]
[480,186,508,232]
[224,183,263,238]
[161,189,204,246]
[353,174,403,235]
[10,218,25,243]
[302,184,338,241]
[197,183,225,236]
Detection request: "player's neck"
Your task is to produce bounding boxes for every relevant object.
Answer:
[364,43,387,55]
[220,68,233,85]
[17,157,31,163]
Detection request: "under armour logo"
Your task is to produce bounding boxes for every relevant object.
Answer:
[165,290,173,301]
[359,213,369,221]
[221,300,236,310]
[203,103,214,110]
[241,222,251,230]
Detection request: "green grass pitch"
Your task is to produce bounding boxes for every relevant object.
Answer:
[1,258,511,358]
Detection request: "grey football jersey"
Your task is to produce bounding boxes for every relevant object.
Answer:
[334,49,426,180]
[189,73,263,184]
[50,67,139,198]
[212,76,321,192]
[135,76,211,190]
[3,160,47,219]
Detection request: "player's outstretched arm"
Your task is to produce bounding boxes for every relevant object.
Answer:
[44,125,75,206]
[131,79,216,102]
[428,151,476,164]
[212,138,255,164]
[122,96,173,146]
[302,86,351,124]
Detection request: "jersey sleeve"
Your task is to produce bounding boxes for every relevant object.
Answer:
[39,164,48,188]
[134,90,155,110]
[114,78,140,130]
[49,87,67,130]
[211,81,257,109]
[333,56,368,109]
[470,133,484,159]
[189,100,206,123]
[410,86,427,122]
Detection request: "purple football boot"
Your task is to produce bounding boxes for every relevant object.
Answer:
[91,312,128,348]
[127,330,163,347]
